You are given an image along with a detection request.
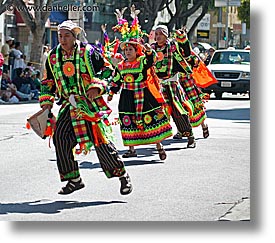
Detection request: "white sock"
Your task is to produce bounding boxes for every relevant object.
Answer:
[119,173,128,178]
[71,177,81,182]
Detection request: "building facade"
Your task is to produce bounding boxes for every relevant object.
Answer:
[0,0,250,60]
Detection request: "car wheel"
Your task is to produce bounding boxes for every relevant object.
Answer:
[215,92,223,99]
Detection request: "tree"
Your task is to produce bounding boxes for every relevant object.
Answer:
[15,0,52,68]
[238,0,250,29]
[1,0,213,67]
[0,0,52,69]
[130,0,210,36]
[127,0,167,33]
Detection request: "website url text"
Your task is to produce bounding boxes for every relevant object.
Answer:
[6,4,100,12]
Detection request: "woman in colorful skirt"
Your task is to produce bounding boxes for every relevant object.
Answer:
[107,9,172,160]
[108,41,173,160]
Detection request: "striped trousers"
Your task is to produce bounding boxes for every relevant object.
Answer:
[53,106,126,182]
[164,84,193,137]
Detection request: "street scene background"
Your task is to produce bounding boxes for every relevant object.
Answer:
[0,93,250,221]
[2,0,271,242]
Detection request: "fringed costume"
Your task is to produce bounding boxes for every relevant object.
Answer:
[109,52,173,146]
[40,40,127,181]
[151,29,195,138]
[108,9,172,147]
[178,72,209,127]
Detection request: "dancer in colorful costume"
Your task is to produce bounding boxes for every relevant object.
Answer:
[177,71,210,138]
[107,6,172,160]
[39,20,132,195]
[151,25,196,148]
[172,29,211,139]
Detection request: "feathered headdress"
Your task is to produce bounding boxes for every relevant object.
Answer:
[101,24,123,64]
[112,5,148,52]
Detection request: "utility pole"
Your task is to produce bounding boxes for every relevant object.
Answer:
[217,7,222,49]
[225,0,229,48]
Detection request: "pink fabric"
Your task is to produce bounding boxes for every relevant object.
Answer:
[0,53,4,67]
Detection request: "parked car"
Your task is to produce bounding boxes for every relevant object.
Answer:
[202,49,250,99]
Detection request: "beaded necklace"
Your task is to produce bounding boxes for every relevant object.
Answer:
[54,43,81,97]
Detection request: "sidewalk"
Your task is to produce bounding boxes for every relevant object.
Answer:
[219,197,250,221]
[0,99,39,105]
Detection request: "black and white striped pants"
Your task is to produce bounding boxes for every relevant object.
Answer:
[53,106,126,182]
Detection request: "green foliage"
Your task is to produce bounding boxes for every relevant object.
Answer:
[238,0,250,29]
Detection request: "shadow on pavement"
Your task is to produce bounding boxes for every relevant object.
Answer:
[0,199,126,215]
[206,108,250,120]
[75,139,195,170]
[80,159,164,170]
[123,159,164,166]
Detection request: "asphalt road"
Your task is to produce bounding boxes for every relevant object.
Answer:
[0,93,250,221]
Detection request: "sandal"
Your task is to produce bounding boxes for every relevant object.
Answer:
[157,147,167,160]
[119,173,133,195]
[58,178,85,195]
[122,150,137,158]
[202,126,209,138]
[187,136,196,148]
[173,132,183,139]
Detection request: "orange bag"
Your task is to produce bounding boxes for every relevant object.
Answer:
[191,61,217,88]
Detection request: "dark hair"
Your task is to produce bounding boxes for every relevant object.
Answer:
[130,44,138,51]
[15,42,20,48]
[16,67,23,76]
[10,40,15,47]
[1,92,10,102]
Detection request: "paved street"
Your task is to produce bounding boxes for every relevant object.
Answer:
[0,94,250,221]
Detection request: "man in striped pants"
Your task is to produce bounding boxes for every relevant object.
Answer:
[39,20,132,195]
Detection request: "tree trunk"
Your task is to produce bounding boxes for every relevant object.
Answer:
[30,28,45,71]
[13,0,51,70]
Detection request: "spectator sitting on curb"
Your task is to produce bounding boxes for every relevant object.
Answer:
[33,70,41,91]
[12,68,39,99]
[7,83,34,101]
[0,89,19,103]
[12,68,31,93]
[25,68,39,99]
[1,72,12,90]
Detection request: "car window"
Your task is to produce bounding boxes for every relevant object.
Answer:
[210,51,250,65]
